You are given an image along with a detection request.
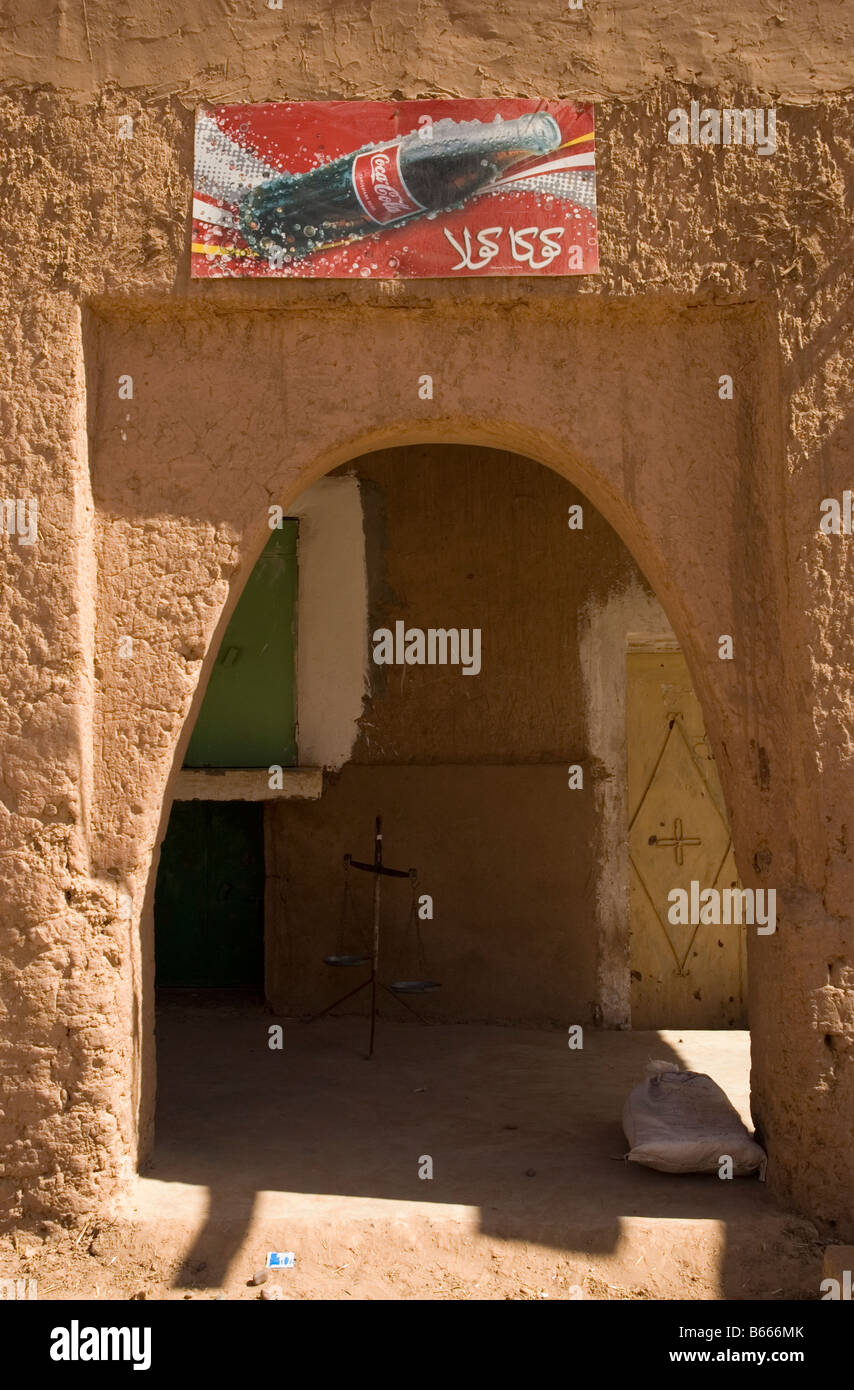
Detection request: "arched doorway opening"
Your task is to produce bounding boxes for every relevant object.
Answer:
[145,444,752,1299]
[152,441,745,1035]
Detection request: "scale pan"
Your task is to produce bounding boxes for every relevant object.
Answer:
[324,954,371,968]
[389,980,441,994]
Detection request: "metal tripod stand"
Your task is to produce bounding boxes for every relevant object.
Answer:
[308,814,436,1058]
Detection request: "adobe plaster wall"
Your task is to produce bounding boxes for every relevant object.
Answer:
[0,2,852,1237]
[267,444,643,1024]
[289,474,369,772]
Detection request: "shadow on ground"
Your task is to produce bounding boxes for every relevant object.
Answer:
[145,991,820,1298]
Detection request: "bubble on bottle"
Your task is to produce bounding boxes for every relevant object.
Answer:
[360,268,371,277]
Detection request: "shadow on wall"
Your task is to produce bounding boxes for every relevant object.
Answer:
[147,996,816,1298]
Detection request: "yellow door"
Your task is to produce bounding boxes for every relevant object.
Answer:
[627,651,747,1029]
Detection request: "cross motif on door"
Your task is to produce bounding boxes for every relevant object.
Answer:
[653,817,701,866]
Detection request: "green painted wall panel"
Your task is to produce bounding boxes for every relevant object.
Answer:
[184,522,298,768]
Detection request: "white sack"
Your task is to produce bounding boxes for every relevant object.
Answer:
[623,1060,767,1177]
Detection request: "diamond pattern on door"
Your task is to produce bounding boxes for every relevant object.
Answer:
[627,651,747,1028]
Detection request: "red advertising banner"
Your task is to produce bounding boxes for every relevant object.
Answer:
[192,100,597,279]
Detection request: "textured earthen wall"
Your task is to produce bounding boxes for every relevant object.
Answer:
[350,445,638,765]
[0,2,853,1235]
[267,445,642,1023]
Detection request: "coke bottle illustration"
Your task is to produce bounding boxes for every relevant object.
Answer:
[239,113,562,260]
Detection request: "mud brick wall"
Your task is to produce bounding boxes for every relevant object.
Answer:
[0,2,853,1236]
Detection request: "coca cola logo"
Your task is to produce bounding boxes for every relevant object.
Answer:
[369,151,409,215]
[351,145,424,224]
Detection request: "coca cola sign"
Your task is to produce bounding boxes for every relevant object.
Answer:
[193,99,597,279]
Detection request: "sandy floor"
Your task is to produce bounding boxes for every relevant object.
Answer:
[0,996,822,1300]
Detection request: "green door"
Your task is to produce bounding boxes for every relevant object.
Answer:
[184,522,298,768]
[155,801,265,987]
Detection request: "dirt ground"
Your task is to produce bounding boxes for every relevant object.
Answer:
[0,997,823,1301]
